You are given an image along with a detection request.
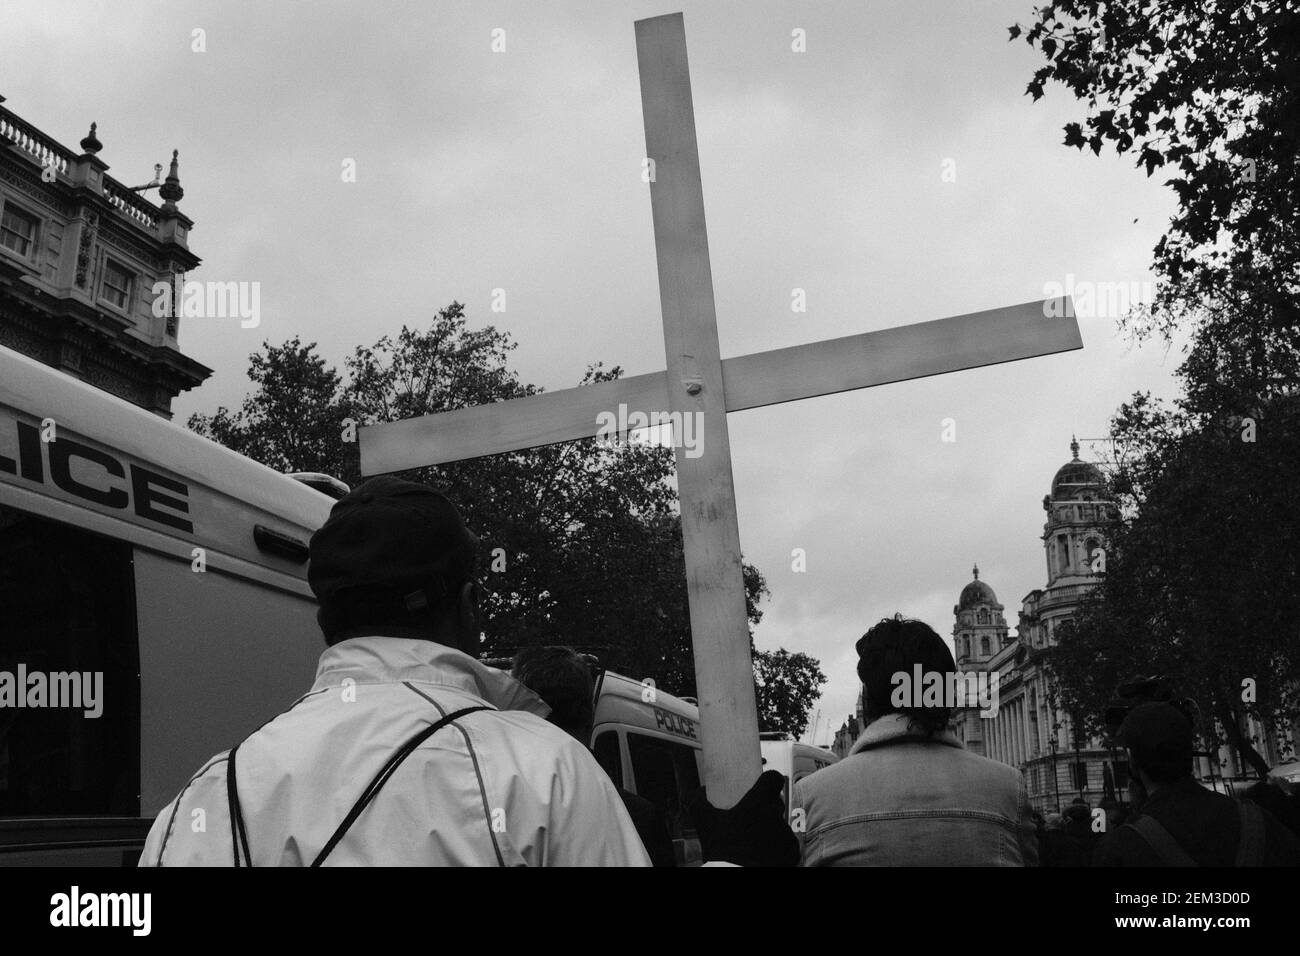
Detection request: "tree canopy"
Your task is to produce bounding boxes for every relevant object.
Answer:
[1014,2,1300,776]
[1046,392,1300,776]
[754,648,829,739]
[1012,0,1300,407]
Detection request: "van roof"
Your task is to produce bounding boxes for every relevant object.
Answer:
[597,671,700,720]
[593,671,702,745]
[0,344,332,577]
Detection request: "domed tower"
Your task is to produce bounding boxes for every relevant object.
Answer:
[1041,437,1118,591]
[952,564,1008,667]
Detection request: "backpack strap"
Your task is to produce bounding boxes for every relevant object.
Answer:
[226,704,491,867]
[310,705,492,866]
[1235,802,1265,867]
[1125,815,1198,867]
[226,743,252,867]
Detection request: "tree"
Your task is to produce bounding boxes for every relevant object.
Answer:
[1011,1,1300,406]
[189,337,352,476]
[753,648,828,739]
[1013,1,1300,780]
[1045,391,1300,778]
[190,303,794,700]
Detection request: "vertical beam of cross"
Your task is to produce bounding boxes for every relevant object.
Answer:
[636,13,762,808]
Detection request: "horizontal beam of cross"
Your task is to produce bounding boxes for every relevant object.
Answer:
[358,297,1079,475]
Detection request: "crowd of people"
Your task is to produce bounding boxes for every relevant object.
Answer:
[138,477,1300,866]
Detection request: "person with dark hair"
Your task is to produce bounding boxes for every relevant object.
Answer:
[1093,702,1300,866]
[140,477,650,866]
[1062,801,1100,865]
[794,616,1038,866]
[511,645,677,866]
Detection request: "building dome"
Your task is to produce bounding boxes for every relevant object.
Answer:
[1050,437,1108,501]
[958,564,998,609]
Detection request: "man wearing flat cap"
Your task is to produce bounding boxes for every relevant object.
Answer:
[1094,702,1300,866]
[140,477,651,866]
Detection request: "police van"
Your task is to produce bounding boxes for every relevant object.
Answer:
[589,671,705,866]
[478,658,707,866]
[760,734,840,824]
[0,344,334,865]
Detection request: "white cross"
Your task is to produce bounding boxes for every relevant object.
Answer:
[360,13,1081,807]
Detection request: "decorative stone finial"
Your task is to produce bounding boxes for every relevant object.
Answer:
[158,149,184,207]
[1070,435,1080,460]
[80,121,102,155]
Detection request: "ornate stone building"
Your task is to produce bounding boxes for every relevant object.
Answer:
[949,564,1009,759]
[953,439,1298,812]
[831,689,864,759]
[953,439,1125,813]
[0,95,210,416]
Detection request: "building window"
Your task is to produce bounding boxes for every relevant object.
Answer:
[1071,761,1089,790]
[0,204,39,258]
[101,260,134,310]
[980,636,990,656]
[1057,534,1069,573]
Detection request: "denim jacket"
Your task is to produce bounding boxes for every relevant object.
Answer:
[795,713,1038,866]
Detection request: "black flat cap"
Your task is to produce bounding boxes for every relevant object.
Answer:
[308,476,478,604]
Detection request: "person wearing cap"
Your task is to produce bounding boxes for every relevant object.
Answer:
[794,617,1038,866]
[139,476,651,866]
[1094,701,1300,866]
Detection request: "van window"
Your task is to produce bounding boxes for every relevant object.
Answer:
[0,505,140,816]
[592,730,622,788]
[627,732,700,843]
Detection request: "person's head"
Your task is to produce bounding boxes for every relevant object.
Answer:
[856,615,956,736]
[1063,802,1091,834]
[308,477,480,652]
[510,646,595,743]
[1044,812,1064,831]
[1119,702,1195,794]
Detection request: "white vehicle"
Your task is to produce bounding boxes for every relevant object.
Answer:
[0,344,334,865]
[590,671,705,865]
[480,659,708,865]
[760,734,840,823]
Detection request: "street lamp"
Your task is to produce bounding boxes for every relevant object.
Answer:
[1048,728,1061,812]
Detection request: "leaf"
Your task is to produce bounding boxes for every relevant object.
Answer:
[1008,24,1022,41]
[1139,146,1165,176]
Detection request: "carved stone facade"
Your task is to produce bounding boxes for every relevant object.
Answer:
[953,440,1297,814]
[952,442,1128,813]
[0,99,210,417]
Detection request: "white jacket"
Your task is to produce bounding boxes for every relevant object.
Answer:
[139,636,651,866]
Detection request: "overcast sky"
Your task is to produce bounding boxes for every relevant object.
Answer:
[3,0,1189,743]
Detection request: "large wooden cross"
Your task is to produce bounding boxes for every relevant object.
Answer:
[359,13,1081,806]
